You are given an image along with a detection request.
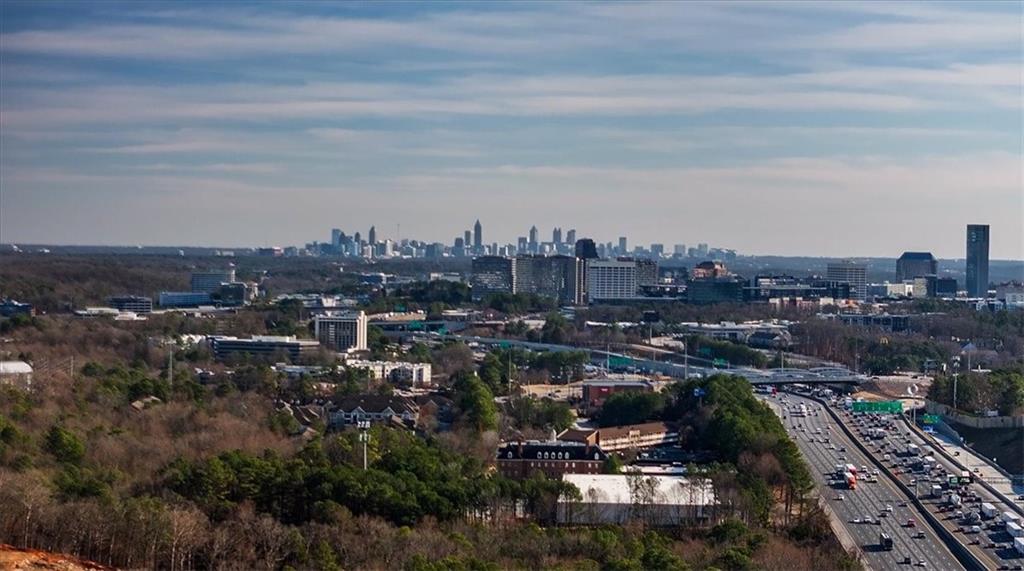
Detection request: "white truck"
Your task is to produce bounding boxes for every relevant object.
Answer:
[906,443,920,456]
[1015,536,1024,556]
[1003,511,1023,526]
[980,502,998,519]
[1007,521,1024,538]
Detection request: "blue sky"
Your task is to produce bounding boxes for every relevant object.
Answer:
[1,1,1021,258]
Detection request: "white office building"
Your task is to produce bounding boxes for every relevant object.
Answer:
[587,259,638,301]
[315,311,368,352]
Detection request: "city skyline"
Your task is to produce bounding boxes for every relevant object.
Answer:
[1,2,1021,258]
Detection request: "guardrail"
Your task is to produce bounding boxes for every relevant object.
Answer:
[794,391,988,571]
[899,415,1024,519]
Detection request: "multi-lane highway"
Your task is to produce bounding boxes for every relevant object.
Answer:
[851,407,1024,568]
[765,392,964,570]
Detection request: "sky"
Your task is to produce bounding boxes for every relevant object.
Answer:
[0,1,1021,259]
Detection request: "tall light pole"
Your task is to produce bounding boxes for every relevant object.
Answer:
[952,373,958,413]
[357,419,371,471]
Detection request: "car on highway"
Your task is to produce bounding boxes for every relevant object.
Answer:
[906,519,916,527]
[836,494,845,501]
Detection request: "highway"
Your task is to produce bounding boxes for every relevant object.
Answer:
[861,410,1024,568]
[429,332,866,385]
[765,392,965,570]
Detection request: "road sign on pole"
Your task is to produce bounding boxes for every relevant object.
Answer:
[921,414,940,425]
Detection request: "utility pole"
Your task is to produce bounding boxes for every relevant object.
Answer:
[683,342,689,380]
[167,346,174,385]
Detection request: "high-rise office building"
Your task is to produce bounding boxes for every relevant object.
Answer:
[314,311,368,352]
[673,244,686,256]
[650,244,664,257]
[473,220,482,249]
[464,230,472,247]
[566,229,576,244]
[517,236,529,254]
[587,259,638,300]
[331,228,342,248]
[896,252,938,282]
[515,255,584,305]
[826,260,867,301]
[966,224,990,297]
[471,256,517,300]
[575,238,599,259]
[368,226,377,245]
[528,226,539,253]
[617,237,627,255]
[552,227,562,245]
[191,269,236,293]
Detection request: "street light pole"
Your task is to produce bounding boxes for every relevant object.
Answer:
[953,373,958,413]
[357,419,370,471]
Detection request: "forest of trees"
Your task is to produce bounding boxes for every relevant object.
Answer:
[928,367,1024,416]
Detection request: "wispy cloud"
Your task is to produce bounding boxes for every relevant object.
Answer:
[0,1,1020,257]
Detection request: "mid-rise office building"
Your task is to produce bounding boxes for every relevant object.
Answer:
[635,259,659,287]
[471,256,517,300]
[587,259,638,301]
[826,260,867,301]
[159,292,213,307]
[896,252,938,282]
[686,277,745,304]
[315,312,368,352]
[346,360,433,387]
[966,224,990,297]
[515,255,585,305]
[107,295,153,314]
[191,270,236,293]
[209,335,320,362]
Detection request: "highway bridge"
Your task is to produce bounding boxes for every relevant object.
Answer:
[425,333,867,386]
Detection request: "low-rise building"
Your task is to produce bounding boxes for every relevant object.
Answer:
[558,422,678,452]
[0,360,32,388]
[496,440,608,480]
[107,295,154,314]
[581,379,655,413]
[345,360,432,387]
[0,299,34,317]
[209,335,320,362]
[328,394,419,428]
[159,291,213,308]
[557,473,716,525]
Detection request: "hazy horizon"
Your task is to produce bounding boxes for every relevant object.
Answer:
[1,1,1021,258]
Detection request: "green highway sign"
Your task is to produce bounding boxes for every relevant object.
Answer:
[922,414,940,425]
[851,400,903,414]
[608,356,634,368]
[712,358,728,367]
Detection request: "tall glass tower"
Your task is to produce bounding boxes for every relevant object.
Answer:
[965,224,990,297]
